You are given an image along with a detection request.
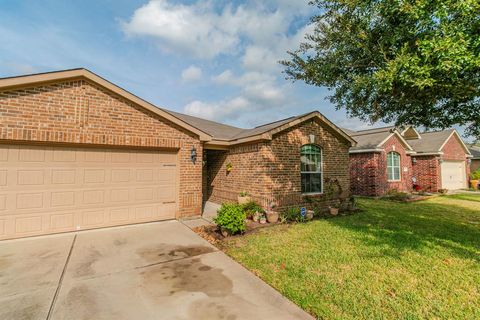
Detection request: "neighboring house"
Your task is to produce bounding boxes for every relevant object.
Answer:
[346,126,472,196]
[468,145,480,173]
[0,68,355,240]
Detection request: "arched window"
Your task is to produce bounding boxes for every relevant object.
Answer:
[301,144,323,193]
[387,152,401,181]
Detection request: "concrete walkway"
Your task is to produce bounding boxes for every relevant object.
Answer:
[0,221,312,320]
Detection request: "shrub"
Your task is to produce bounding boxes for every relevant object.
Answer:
[281,207,303,222]
[382,189,411,201]
[242,201,263,218]
[471,169,480,180]
[214,203,246,235]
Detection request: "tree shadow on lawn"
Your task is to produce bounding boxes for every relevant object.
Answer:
[326,199,480,262]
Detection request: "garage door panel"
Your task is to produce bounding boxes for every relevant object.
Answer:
[0,195,6,211]
[0,147,9,161]
[50,213,75,231]
[0,170,6,186]
[0,144,178,240]
[441,161,466,190]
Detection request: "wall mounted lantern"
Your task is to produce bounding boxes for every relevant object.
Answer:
[412,157,417,164]
[190,146,197,164]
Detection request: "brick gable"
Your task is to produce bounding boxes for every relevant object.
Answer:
[205,118,351,211]
[0,80,202,217]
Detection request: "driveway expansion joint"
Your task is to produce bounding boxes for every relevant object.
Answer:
[46,234,77,320]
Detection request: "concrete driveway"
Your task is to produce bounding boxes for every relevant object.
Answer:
[0,221,312,320]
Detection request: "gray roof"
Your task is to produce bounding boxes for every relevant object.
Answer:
[469,145,480,159]
[166,110,247,140]
[165,110,316,141]
[345,125,465,154]
[407,129,455,153]
[346,126,395,151]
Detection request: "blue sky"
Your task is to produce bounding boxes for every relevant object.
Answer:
[1,0,465,136]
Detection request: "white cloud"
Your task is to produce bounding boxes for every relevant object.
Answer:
[122,0,239,59]
[181,65,202,82]
[184,96,250,122]
[124,0,315,125]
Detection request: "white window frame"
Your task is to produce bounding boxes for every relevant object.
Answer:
[300,145,323,195]
[387,151,401,181]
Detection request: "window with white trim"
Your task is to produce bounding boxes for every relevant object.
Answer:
[387,152,401,181]
[301,144,322,193]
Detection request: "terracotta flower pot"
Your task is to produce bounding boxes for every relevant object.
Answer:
[329,207,339,216]
[266,211,279,223]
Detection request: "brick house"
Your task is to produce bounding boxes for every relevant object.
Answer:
[346,126,472,196]
[468,145,480,174]
[0,69,355,240]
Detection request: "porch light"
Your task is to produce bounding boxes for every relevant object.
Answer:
[190,146,197,164]
[412,157,417,164]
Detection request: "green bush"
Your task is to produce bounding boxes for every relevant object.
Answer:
[214,203,246,235]
[281,207,303,222]
[471,169,480,180]
[242,201,263,218]
[382,189,412,201]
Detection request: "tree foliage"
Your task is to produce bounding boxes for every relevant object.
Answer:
[282,0,480,138]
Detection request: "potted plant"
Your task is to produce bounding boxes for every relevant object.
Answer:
[259,213,267,224]
[265,202,279,223]
[253,210,262,222]
[306,209,314,220]
[324,179,342,216]
[238,191,251,205]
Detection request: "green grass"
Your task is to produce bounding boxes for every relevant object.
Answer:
[443,193,480,203]
[221,194,480,320]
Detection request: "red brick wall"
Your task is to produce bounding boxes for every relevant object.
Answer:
[412,156,441,192]
[205,143,268,205]
[350,152,382,196]
[350,135,412,196]
[206,119,352,212]
[382,135,413,193]
[266,119,351,210]
[0,80,203,217]
[471,160,480,173]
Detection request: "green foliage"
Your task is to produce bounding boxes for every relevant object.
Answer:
[282,0,480,139]
[281,207,305,222]
[382,189,412,201]
[242,201,264,218]
[471,169,480,180]
[214,203,246,235]
[239,191,248,197]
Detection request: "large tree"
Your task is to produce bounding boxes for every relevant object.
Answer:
[283,0,480,138]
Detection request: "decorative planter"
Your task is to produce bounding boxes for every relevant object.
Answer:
[471,180,479,190]
[329,207,339,216]
[306,210,314,220]
[266,211,279,223]
[238,195,251,205]
[259,217,267,224]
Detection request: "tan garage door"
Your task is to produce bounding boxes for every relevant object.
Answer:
[441,161,466,190]
[0,144,178,240]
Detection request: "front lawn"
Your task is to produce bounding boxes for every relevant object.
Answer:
[221,195,480,319]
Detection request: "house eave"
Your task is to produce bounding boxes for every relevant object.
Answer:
[349,148,384,154]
